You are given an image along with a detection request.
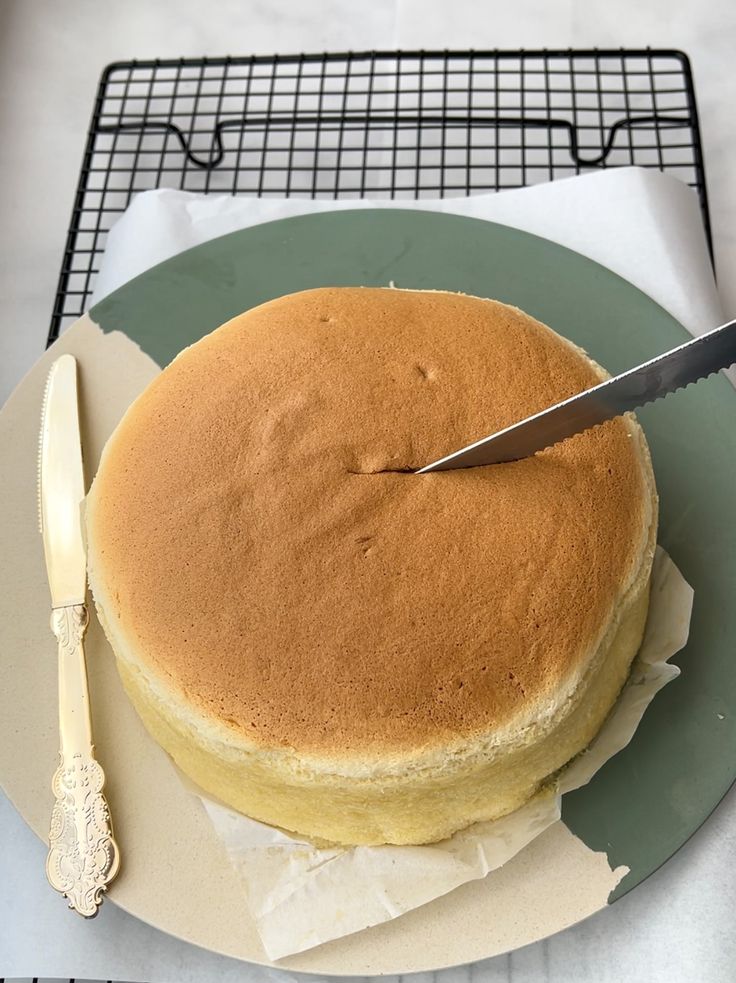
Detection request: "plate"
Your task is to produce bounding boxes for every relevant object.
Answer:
[1,209,735,974]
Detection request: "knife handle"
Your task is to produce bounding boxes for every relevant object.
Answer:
[45,603,120,917]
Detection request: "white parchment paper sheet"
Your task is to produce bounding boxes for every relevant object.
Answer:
[89,172,704,959]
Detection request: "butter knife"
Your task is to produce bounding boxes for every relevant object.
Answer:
[38,354,120,916]
[419,317,736,472]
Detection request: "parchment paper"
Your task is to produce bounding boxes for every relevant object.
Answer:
[85,170,704,959]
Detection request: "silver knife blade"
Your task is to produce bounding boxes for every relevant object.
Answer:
[38,354,87,607]
[418,317,736,472]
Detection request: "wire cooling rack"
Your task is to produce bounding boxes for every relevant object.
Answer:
[48,48,711,345]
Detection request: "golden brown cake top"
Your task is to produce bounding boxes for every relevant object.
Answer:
[86,288,653,755]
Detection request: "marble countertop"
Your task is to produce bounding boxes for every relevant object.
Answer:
[1,1,735,981]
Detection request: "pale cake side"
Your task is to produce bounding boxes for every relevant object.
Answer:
[86,287,658,845]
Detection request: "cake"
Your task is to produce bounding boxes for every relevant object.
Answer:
[85,287,657,846]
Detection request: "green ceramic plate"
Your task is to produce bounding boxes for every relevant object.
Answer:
[86,208,736,959]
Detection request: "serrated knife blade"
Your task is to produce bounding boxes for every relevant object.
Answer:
[418,317,736,472]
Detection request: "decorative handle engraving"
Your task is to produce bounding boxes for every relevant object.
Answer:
[46,605,120,917]
[46,751,121,917]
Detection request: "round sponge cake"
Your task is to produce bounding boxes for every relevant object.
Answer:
[86,287,657,845]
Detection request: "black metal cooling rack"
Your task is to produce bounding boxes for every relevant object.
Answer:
[48,48,711,346]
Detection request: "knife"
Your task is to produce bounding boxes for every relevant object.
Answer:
[38,354,120,916]
[418,317,736,472]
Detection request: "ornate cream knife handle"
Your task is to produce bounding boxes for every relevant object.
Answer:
[46,603,120,917]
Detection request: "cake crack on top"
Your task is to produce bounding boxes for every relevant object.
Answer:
[346,464,417,475]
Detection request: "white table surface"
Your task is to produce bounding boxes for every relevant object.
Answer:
[1,1,735,981]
